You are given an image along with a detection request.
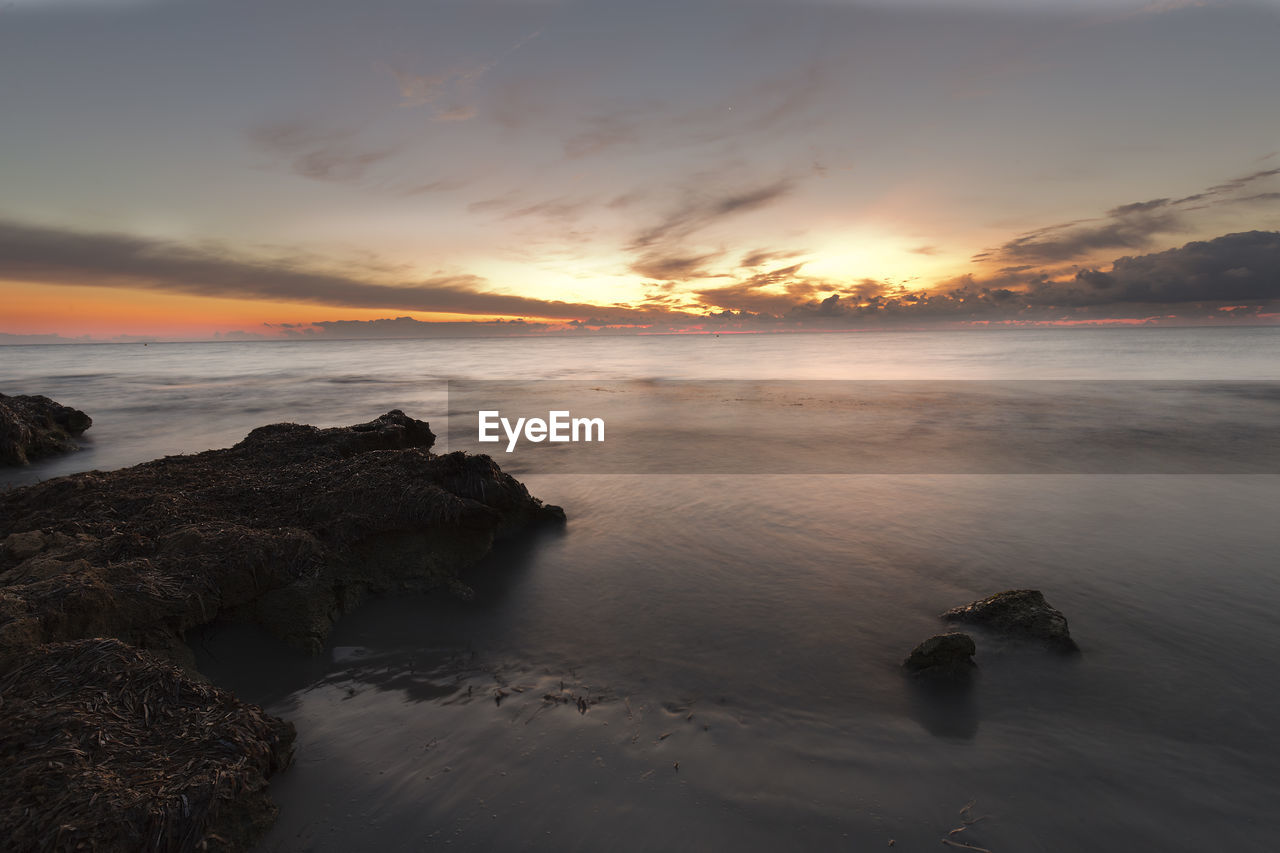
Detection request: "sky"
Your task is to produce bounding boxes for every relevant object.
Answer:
[1,0,1278,341]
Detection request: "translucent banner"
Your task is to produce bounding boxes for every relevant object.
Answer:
[444,380,1280,474]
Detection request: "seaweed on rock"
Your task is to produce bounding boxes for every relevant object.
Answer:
[0,639,294,853]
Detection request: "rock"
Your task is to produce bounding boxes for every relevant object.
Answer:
[941,589,1078,652]
[2,531,47,562]
[0,409,563,658]
[0,393,93,466]
[903,632,977,677]
[0,638,294,853]
[0,410,563,851]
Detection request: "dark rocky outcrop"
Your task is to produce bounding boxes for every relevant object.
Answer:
[0,393,93,465]
[0,639,294,853]
[903,632,977,678]
[0,410,563,851]
[941,589,1078,652]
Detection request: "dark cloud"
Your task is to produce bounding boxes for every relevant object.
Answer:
[1070,231,1280,305]
[912,232,1280,321]
[0,219,627,320]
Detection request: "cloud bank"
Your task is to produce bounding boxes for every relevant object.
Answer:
[3,216,1278,339]
[0,219,660,322]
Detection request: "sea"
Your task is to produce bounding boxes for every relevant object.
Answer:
[3,327,1280,852]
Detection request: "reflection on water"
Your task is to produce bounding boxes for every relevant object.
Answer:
[904,672,980,741]
[192,473,1280,852]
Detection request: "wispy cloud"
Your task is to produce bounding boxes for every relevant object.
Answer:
[469,193,595,224]
[394,177,470,197]
[739,248,806,269]
[981,198,1183,264]
[250,120,398,183]
[387,64,488,120]
[630,252,723,282]
[385,29,541,122]
[559,61,827,161]
[629,178,796,251]
[1174,168,1280,205]
[980,168,1280,265]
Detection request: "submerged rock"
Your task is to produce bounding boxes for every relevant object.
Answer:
[903,632,977,678]
[941,589,1078,652]
[0,393,93,465]
[0,410,563,851]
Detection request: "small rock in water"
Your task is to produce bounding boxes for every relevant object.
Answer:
[941,588,1078,652]
[902,632,976,677]
[0,393,93,466]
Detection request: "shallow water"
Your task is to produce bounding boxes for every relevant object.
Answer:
[4,328,1280,851]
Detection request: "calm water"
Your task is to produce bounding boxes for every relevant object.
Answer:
[4,328,1280,851]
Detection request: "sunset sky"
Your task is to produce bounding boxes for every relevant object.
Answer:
[2,0,1278,341]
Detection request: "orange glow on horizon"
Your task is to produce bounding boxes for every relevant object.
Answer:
[0,281,570,339]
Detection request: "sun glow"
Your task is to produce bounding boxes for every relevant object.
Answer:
[801,231,953,290]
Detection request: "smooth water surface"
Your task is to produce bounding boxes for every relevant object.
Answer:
[4,327,1279,851]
